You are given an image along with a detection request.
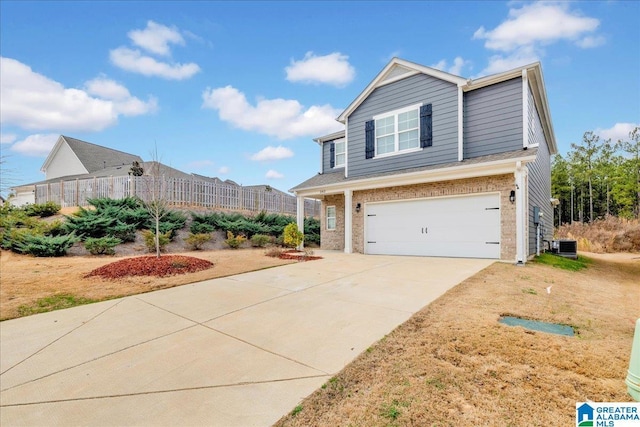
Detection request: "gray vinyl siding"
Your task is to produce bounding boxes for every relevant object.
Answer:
[321,139,344,175]
[526,94,552,256]
[463,77,523,159]
[347,74,459,178]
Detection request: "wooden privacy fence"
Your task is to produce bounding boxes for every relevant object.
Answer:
[34,176,320,217]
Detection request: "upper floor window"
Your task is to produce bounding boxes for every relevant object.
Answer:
[374,104,421,156]
[365,103,431,160]
[334,139,345,167]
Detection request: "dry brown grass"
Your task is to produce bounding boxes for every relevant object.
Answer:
[276,253,639,427]
[0,248,294,321]
[557,216,640,253]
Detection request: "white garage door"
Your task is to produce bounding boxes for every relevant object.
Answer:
[365,193,500,259]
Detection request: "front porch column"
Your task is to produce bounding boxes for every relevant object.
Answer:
[296,195,305,250]
[515,161,526,265]
[344,189,353,254]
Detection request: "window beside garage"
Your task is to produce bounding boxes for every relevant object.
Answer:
[326,205,336,230]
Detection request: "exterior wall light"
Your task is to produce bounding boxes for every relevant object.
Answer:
[355,202,361,213]
[509,190,516,204]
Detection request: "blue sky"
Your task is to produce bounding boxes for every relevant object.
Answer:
[1,1,639,195]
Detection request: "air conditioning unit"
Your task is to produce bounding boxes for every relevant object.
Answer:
[551,239,578,259]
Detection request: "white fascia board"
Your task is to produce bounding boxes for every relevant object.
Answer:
[462,62,540,92]
[338,58,466,123]
[344,117,349,178]
[313,129,345,145]
[293,154,537,198]
[457,85,464,161]
[528,66,558,154]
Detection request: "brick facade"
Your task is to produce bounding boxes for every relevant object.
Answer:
[320,194,345,251]
[320,174,516,260]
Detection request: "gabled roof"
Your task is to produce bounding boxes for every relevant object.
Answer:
[337,58,466,123]
[335,58,557,154]
[41,136,143,174]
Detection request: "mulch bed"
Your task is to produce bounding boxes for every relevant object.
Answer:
[278,250,323,261]
[85,255,214,279]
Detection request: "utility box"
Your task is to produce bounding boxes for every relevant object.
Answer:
[551,240,578,259]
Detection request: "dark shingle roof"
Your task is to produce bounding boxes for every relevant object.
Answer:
[62,136,142,173]
[290,148,538,192]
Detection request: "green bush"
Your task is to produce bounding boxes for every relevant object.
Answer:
[304,217,320,245]
[108,222,137,242]
[225,231,246,249]
[283,223,304,248]
[185,233,212,250]
[23,201,61,217]
[15,233,79,257]
[142,230,171,253]
[84,237,121,255]
[250,234,271,248]
[190,222,215,234]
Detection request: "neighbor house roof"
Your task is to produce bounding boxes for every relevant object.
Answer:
[40,136,143,174]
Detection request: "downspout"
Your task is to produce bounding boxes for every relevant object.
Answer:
[457,84,464,161]
[515,161,526,265]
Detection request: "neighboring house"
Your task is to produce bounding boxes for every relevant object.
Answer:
[291,58,557,264]
[10,136,318,216]
[42,135,143,181]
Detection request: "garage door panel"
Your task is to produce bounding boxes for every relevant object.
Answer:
[365,194,500,259]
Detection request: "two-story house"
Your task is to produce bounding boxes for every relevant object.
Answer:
[291,58,557,264]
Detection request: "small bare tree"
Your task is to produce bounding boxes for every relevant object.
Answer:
[141,146,170,258]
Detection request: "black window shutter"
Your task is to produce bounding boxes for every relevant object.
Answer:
[365,120,375,159]
[329,142,335,168]
[420,104,433,147]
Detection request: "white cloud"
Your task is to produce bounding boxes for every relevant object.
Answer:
[480,46,541,76]
[128,21,184,56]
[265,169,284,179]
[474,2,602,75]
[1,133,17,144]
[202,85,343,139]
[285,52,355,87]
[576,35,606,49]
[0,57,156,132]
[218,166,230,174]
[10,133,59,157]
[473,2,600,51]
[595,123,639,143]
[251,145,294,162]
[431,56,469,76]
[110,47,201,80]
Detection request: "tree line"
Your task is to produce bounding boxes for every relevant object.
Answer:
[551,126,639,226]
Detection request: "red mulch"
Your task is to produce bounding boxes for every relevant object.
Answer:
[85,255,214,279]
[278,250,322,261]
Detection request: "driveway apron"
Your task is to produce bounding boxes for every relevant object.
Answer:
[0,251,492,426]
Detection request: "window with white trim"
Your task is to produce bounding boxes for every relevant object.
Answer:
[334,139,345,167]
[326,205,336,230]
[374,104,421,156]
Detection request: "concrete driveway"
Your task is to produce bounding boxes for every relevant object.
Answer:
[0,251,492,426]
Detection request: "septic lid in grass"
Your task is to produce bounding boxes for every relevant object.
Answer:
[499,316,574,336]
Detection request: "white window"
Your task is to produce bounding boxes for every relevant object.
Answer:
[335,139,345,167]
[326,205,336,230]
[374,104,421,156]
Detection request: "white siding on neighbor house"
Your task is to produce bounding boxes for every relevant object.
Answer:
[463,77,523,158]
[347,73,459,178]
[45,142,87,180]
[526,88,552,256]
